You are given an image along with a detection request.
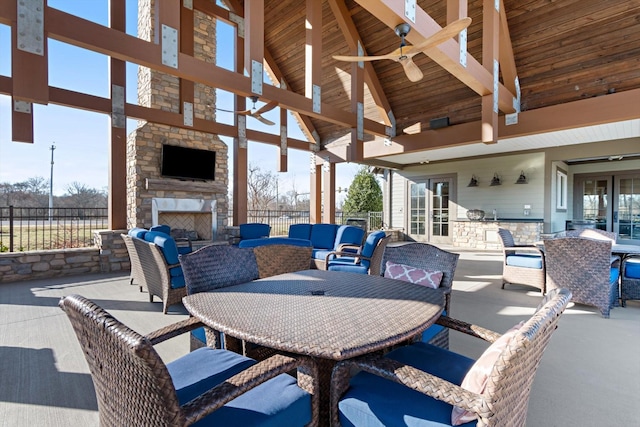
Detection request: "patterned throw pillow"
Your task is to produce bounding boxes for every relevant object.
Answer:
[383,261,443,289]
[451,321,525,425]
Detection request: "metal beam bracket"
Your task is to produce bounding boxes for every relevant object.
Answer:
[251,60,263,95]
[357,102,364,141]
[459,28,468,68]
[111,84,125,128]
[238,115,247,148]
[312,84,321,114]
[280,125,288,154]
[183,101,193,127]
[404,0,416,23]
[229,13,244,38]
[13,99,32,113]
[493,59,499,114]
[183,0,193,10]
[161,24,178,68]
[17,0,45,55]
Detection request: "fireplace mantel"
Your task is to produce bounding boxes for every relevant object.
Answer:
[146,178,226,194]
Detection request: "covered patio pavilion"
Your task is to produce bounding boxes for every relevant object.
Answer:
[1,246,639,425]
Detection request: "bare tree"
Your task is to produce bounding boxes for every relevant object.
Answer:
[61,182,107,208]
[247,163,276,211]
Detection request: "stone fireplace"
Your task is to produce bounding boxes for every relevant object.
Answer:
[126,0,230,242]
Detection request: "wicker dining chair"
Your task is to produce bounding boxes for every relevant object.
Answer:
[59,294,318,427]
[543,236,620,318]
[331,288,572,427]
[564,228,617,242]
[378,242,460,349]
[497,228,546,294]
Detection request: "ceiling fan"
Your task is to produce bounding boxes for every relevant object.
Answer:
[217,96,278,126]
[333,17,472,83]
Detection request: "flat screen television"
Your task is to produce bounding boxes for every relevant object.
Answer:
[161,144,216,181]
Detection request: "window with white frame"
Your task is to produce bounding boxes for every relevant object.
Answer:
[556,170,568,211]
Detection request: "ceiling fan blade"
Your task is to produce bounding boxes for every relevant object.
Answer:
[254,100,278,115]
[252,114,275,126]
[333,51,401,62]
[237,109,252,115]
[399,57,424,82]
[406,17,472,56]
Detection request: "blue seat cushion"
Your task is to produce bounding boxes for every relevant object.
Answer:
[310,224,338,249]
[624,258,640,278]
[338,342,476,427]
[506,254,543,269]
[239,237,312,248]
[191,326,206,344]
[420,310,446,343]
[327,263,368,274]
[288,224,312,240]
[168,348,312,426]
[312,248,335,261]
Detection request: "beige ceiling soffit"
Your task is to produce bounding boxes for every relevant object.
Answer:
[328,0,393,126]
[363,88,640,158]
[197,0,320,144]
[355,0,516,113]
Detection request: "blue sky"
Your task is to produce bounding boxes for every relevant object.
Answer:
[0,0,360,198]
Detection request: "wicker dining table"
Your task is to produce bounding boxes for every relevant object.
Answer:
[182,269,445,424]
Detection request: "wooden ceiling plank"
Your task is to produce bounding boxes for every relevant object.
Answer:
[30,6,386,137]
[354,0,516,113]
[328,0,393,126]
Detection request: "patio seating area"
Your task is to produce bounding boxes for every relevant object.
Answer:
[1,247,638,426]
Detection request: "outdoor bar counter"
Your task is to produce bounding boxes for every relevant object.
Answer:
[453,218,543,249]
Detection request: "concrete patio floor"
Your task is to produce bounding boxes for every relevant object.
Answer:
[1,248,638,426]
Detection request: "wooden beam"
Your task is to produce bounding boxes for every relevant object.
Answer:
[108,0,127,230]
[278,107,288,172]
[32,6,387,137]
[244,0,264,96]
[11,99,33,143]
[310,163,322,223]
[354,0,516,114]
[481,0,499,144]
[349,57,365,162]
[363,88,640,157]
[322,160,336,224]
[498,0,518,95]
[327,0,393,126]
[179,2,195,111]
[305,0,322,102]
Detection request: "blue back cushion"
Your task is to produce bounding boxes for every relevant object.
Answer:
[334,225,365,250]
[239,237,312,248]
[289,224,312,240]
[310,224,338,249]
[128,227,148,239]
[240,223,271,240]
[150,224,171,235]
[624,258,640,278]
[361,231,386,259]
[144,231,180,265]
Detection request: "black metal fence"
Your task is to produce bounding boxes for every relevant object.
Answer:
[0,206,108,252]
[235,210,384,236]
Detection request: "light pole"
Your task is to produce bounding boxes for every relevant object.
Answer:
[49,144,55,222]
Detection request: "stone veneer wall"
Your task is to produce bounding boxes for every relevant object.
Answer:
[452,221,543,250]
[0,230,129,284]
[127,0,230,237]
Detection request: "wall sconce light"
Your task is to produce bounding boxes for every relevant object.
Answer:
[490,173,502,186]
[515,171,528,184]
[467,175,479,187]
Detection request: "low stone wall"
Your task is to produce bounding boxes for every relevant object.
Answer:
[0,230,130,284]
[453,220,543,250]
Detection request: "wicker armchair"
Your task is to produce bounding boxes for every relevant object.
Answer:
[565,228,617,242]
[330,288,572,426]
[544,237,620,318]
[121,234,186,314]
[59,294,318,427]
[378,242,460,349]
[497,228,546,294]
[621,254,640,306]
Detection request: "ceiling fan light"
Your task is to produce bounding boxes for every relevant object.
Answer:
[490,173,501,186]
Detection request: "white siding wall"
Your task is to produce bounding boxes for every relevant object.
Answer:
[390,172,406,231]
[396,152,546,219]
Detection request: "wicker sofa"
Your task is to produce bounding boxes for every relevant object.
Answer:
[288,224,365,269]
